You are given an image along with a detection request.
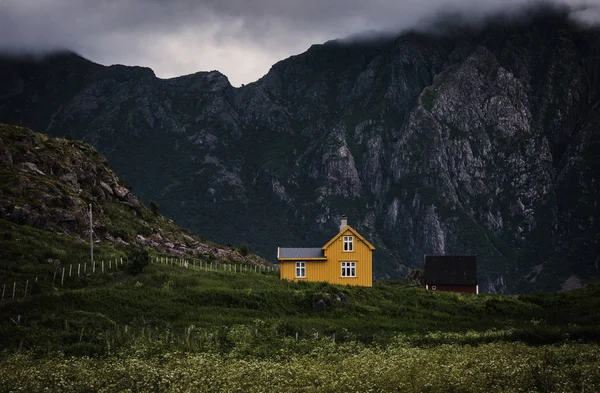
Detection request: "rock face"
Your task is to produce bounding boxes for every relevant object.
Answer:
[1,9,599,292]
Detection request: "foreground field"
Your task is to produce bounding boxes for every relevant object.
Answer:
[2,241,600,392]
[2,261,600,354]
[2,340,599,393]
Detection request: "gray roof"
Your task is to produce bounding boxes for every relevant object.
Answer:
[279,247,324,259]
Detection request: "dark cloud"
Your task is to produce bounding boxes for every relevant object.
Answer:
[0,0,598,85]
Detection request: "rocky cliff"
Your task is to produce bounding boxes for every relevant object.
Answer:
[1,8,599,292]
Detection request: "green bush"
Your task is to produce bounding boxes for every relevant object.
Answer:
[126,247,150,275]
[63,342,105,357]
[150,200,160,216]
[404,268,425,285]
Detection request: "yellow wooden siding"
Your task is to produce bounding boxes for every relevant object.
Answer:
[279,229,372,287]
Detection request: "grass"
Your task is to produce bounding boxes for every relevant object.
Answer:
[1,244,600,392]
[2,256,600,354]
[0,218,126,284]
[1,339,599,392]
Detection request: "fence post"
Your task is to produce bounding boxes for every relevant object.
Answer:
[93,260,96,273]
[53,270,57,284]
[109,260,112,270]
[78,264,81,277]
[24,280,28,298]
[2,284,5,302]
[69,264,72,277]
[84,263,87,274]
[61,268,65,285]
[12,282,16,298]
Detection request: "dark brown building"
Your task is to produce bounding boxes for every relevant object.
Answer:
[424,255,478,294]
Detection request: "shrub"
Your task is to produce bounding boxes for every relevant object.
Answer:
[126,247,150,275]
[150,201,160,216]
[404,268,425,285]
[112,228,133,242]
[64,342,105,357]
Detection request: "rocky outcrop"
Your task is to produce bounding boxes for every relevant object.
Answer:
[0,124,270,266]
[1,9,599,292]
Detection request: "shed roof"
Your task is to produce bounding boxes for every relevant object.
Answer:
[424,256,477,285]
[278,247,325,259]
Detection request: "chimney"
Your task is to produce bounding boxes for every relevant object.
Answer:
[340,215,348,231]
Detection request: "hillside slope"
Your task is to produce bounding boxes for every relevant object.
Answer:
[1,8,599,292]
[0,123,268,281]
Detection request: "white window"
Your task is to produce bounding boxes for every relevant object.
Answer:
[295,262,306,278]
[341,262,356,277]
[343,236,354,252]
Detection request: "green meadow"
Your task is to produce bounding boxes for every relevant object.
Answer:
[2,218,600,392]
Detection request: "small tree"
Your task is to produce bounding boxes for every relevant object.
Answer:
[126,247,150,275]
[150,200,160,216]
[404,268,425,286]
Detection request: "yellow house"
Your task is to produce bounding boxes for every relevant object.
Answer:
[277,216,375,287]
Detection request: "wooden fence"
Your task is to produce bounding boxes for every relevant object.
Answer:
[1,257,279,303]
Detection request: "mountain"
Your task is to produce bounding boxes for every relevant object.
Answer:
[1,8,599,292]
[0,123,268,270]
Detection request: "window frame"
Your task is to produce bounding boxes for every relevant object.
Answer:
[343,236,354,252]
[295,261,306,278]
[341,261,356,278]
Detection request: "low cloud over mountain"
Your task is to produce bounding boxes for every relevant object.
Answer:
[1,0,598,85]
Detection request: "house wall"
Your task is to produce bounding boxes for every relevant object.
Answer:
[425,284,477,294]
[324,228,372,287]
[280,229,372,287]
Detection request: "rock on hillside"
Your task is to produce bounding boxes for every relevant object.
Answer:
[0,123,268,265]
[1,7,599,292]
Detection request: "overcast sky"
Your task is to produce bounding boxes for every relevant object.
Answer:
[1,0,599,86]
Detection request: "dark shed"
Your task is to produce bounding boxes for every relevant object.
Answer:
[424,255,478,294]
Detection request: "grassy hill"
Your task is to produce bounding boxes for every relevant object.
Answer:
[1,260,600,392]
[2,259,600,353]
[0,123,270,291]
